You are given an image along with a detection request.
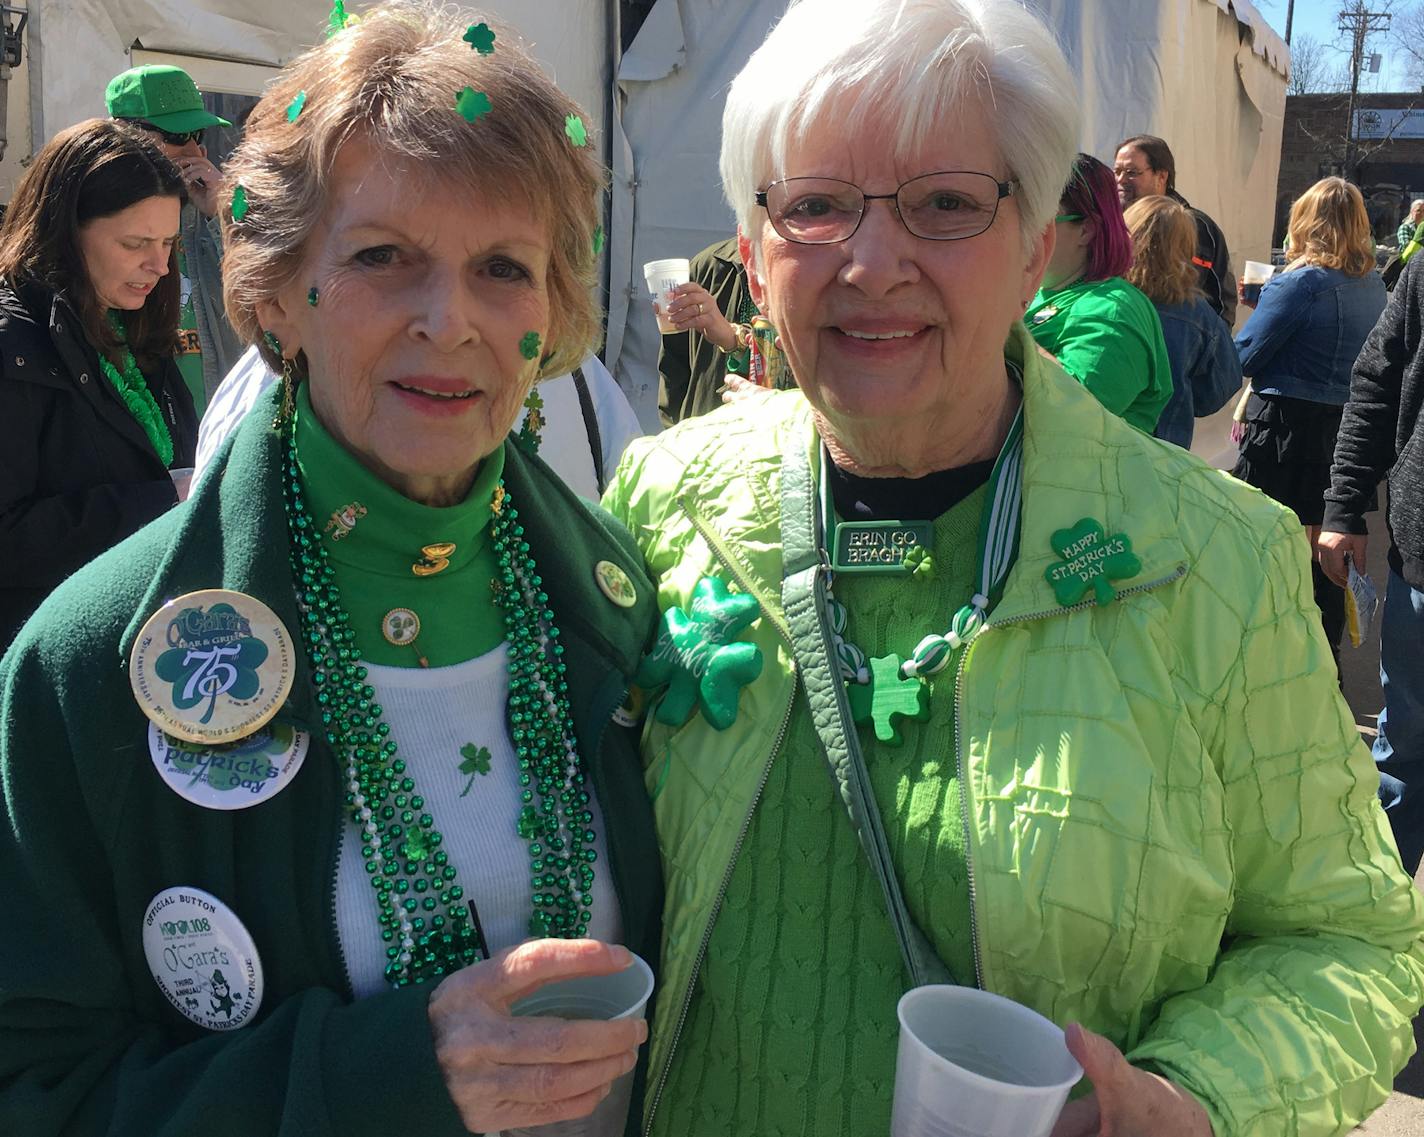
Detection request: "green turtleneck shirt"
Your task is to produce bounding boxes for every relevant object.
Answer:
[293,386,504,667]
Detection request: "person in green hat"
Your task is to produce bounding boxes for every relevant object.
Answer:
[107,64,243,414]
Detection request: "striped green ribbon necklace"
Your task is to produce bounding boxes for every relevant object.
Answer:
[820,402,1024,736]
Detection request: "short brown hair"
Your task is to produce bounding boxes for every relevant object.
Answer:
[0,118,184,369]
[222,0,604,379]
[1116,134,1175,195]
[1124,196,1200,307]
[1286,177,1375,277]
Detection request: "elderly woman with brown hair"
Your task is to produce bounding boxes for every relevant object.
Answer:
[605,1,1424,1135]
[0,4,660,1135]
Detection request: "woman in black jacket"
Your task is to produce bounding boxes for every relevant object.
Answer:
[0,119,196,652]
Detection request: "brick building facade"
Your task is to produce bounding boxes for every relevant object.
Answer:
[1279,91,1424,246]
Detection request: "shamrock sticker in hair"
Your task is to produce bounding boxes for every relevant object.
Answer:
[592,225,606,256]
[286,90,308,123]
[455,87,492,123]
[463,22,496,54]
[564,114,588,148]
[230,185,250,221]
[1044,517,1142,606]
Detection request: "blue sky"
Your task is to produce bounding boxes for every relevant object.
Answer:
[1255,0,1418,91]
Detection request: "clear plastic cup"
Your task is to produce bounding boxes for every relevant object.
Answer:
[643,258,691,334]
[506,952,655,1137]
[1241,259,1274,305]
[891,986,1082,1137]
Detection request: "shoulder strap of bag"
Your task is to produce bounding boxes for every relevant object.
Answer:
[780,433,956,988]
[570,365,605,493]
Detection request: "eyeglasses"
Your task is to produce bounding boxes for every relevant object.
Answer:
[1113,166,1151,181]
[133,122,206,147]
[754,171,1018,244]
[1055,213,1085,223]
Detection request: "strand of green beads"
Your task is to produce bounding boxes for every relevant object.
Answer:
[488,482,597,938]
[282,427,482,987]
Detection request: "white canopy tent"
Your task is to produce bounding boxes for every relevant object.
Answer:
[4,0,1287,428]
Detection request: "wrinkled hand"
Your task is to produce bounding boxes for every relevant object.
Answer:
[428,939,647,1133]
[1050,1024,1214,1137]
[1317,529,1368,589]
[664,283,739,351]
[721,373,773,406]
[172,155,224,217]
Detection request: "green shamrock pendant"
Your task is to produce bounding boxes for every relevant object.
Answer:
[635,576,764,730]
[848,654,930,747]
[1044,517,1141,606]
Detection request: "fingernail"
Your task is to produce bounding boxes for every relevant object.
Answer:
[636,1020,649,1044]
[608,944,632,968]
[624,1050,638,1073]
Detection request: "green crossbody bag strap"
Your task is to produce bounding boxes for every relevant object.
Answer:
[780,434,956,988]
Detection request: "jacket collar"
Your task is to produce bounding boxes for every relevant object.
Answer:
[118,385,654,730]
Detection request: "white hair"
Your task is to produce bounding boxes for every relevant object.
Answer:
[720,0,1080,255]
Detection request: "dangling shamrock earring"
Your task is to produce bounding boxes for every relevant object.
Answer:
[263,331,298,429]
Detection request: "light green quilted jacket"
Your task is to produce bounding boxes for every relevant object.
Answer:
[604,325,1424,1137]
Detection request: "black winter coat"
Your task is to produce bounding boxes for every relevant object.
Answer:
[0,280,196,652]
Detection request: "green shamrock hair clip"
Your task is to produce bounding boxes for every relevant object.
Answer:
[286,90,307,123]
[592,225,606,256]
[455,87,492,123]
[230,184,249,221]
[463,22,496,54]
[564,114,588,147]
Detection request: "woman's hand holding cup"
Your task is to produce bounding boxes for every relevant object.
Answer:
[428,939,647,1133]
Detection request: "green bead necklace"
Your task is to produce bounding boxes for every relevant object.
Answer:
[100,312,174,466]
[281,424,597,988]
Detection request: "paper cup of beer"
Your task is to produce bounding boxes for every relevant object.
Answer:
[1241,259,1274,305]
[891,986,1081,1137]
[643,258,691,334]
[506,951,655,1137]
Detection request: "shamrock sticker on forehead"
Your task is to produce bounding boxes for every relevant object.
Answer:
[463,22,496,54]
[455,87,493,124]
[564,114,588,148]
[519,331,541,360]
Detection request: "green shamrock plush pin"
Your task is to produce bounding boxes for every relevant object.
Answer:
[1044,517,1141,606]
[848,654,930,747]
[635,576,764,730]
[902,544,935,581]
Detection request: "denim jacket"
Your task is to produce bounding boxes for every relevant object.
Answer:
[1152,296,1243,448]
[1234,265,1386,406]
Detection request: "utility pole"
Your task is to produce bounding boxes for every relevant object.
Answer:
[1341,3,1392,179]
[1286,0,1295,44]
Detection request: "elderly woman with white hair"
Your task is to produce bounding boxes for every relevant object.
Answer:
[0,5,660,1135]
[605,1,1424,1135]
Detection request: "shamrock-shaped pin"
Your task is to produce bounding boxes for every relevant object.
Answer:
[153,603,270,726]
[463,22,496,54]
[1044,517,1141,606]
[565,114,588,148]
[458,742,492,796]
[635,576,764,730]
[903,545,935,581]
[455,87,492,123]
[519,331,541,360]
[848,654,930,747]
[230,184,249,221]
[286,90,307,123]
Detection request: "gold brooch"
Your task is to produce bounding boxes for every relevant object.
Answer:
[412,542,457,577]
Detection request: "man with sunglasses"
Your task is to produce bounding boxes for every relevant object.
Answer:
[106,65,243,415]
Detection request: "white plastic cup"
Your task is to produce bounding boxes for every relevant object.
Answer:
[506,952,655,1137]
[643,258,691,334]
[891,986,1082,1137]
[1241,259,1274,305]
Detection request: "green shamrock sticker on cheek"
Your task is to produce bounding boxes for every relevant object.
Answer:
[519,331,541,360]
[1045,517,1141,606]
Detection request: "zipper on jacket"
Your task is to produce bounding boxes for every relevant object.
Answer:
[950,562,1187,992]
[643,671,798,1137]
[643,505,799,1135]
[326,760,356,1001]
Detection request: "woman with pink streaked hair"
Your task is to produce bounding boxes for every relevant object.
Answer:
[1025,152,1173,433]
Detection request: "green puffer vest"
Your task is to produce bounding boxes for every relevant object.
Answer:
[604,324,1424,1137]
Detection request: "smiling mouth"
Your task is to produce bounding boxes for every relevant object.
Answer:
[392,381,477,400]
[840,328,924,341]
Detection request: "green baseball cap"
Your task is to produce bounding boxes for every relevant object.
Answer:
[105,65,231,133]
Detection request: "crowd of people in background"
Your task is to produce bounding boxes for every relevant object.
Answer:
[1,2,1422,1136]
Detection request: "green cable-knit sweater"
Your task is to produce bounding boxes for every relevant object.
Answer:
[651,486,985,1136]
